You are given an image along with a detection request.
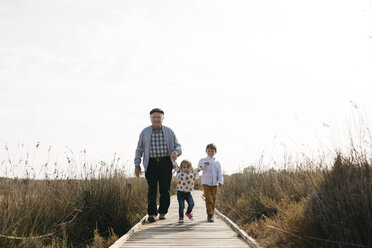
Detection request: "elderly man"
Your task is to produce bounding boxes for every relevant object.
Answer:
[134,108,182,222]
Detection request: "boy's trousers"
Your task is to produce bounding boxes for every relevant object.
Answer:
[203,185,218,215]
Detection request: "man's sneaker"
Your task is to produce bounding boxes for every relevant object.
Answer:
[147,215,156,223]
[179,217,184,223]
[186,213,194,221]
[207,214,214,222]
[159,214,166,220]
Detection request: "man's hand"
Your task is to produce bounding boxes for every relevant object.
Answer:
[171,151,178,161]
[135,166,141,177]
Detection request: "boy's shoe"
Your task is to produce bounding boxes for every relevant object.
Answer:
[147,215,156,223]
[179,217,184,223]
[186,213,194,221]
[159,214,166,220]
[207,214,214,222]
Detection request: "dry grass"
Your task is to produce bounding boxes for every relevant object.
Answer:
[0,143,181,248]
[2,152,371,248]
[0,174,148,248]
[0,145,152,248]
[217,152,372,248]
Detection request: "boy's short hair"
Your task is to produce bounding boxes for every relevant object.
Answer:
[206,143,217,152]
[180,159,193,170]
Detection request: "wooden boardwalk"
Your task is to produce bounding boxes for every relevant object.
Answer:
[110,190,261,248]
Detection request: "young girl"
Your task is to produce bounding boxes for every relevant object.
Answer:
[172,159,208,223]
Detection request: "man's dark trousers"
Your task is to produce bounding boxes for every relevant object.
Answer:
[145,156,173,216]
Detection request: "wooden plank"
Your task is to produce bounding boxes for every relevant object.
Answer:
[123,239,246,244]
[123,245,248,248]
[110,190,259,248]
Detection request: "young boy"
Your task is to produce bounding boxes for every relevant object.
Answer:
[172,159,208,223]
[198,143,223,222]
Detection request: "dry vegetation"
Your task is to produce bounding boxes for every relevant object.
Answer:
[0,173,148,248]
[217,152,372,248]
[3,149,370,248]
[0,145,179,248]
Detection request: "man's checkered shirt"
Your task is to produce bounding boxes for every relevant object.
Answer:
[150,128,169,158]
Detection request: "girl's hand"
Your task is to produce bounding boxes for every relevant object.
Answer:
[172,160,178,168]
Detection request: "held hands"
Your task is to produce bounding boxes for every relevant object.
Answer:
[172,159,178,168]
[198,161,210,169]
[171,151,178,161]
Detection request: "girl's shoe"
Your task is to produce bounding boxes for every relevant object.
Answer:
[179,217,184,223]
[186,213,194,221]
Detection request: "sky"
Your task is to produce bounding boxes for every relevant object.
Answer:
[1,0,372,177]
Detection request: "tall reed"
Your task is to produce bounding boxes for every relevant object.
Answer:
[217,153,372,248]
[0,174,148,247]
[0,144,150,247]
[300,154,372,247]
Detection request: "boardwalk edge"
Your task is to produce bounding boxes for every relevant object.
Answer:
[215,209,262,248]
[109,214,148,248]
[109,195,177,248]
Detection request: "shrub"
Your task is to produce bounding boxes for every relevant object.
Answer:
[300,155,372,247]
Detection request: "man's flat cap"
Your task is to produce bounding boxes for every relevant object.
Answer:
[150,108,164,115]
